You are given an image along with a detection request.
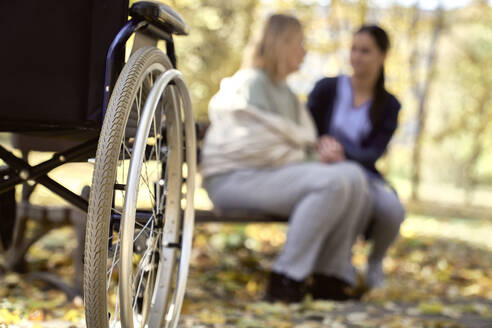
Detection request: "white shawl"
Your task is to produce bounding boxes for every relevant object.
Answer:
[200,71,318,178]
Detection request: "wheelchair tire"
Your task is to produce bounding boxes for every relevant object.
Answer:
[84,46,196,328]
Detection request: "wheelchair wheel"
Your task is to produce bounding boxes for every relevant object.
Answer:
[84,46,196,328]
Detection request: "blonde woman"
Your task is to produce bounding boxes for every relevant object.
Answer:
[200,14,371,302]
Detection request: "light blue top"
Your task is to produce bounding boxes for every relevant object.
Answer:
[330,75,372,144]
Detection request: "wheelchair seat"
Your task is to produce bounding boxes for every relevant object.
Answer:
[130,1,188,36]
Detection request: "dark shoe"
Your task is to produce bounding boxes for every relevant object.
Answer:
[310,274,364,301]
[264,271,306,303]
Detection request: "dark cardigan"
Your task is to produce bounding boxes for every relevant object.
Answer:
[307,77,401,179]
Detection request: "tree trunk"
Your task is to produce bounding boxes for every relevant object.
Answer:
[410,5,444,201]
[358,0,368,25]
[408,2,421,200]
[463,91,488,205]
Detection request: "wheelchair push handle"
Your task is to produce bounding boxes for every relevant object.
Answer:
[129,1,189,36]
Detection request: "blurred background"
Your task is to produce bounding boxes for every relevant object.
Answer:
[155,0,492,215]
[0,0,491,326]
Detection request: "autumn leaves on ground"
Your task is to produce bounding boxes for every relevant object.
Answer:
[0,214,491,327]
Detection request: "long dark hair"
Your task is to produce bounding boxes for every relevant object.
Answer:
[355,25,390,129]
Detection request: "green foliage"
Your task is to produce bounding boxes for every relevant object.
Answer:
[127,1,492,201]
[428,3,492,188]
[155,0,260,121]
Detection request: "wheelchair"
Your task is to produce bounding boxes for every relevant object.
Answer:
[0,1,196,327]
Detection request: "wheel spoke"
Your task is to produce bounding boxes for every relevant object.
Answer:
[107,240,120,287]
[123,143,132,162]
[111,287,120,328]
[133,261,147,313]
[132,221,158,319]
[112,208,123,216]
[133,217,154,243]
[142,161,157,218]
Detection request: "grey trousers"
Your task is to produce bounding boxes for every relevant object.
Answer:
[203,161,371,285]
[366,178,406,264]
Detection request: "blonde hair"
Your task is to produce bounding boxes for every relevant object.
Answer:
[243,14,302,82]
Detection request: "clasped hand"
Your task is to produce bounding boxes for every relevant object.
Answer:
[317,135,345,163]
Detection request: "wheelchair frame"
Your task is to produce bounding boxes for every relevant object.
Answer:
[0,2,196,327]
[0,12,180,215]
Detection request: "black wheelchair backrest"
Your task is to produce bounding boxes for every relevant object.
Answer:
[0,0,129,132]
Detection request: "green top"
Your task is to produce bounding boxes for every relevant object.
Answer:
[242,68,300,124]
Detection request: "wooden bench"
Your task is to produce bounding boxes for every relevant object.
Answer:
[0,124,286,299]
[195,209,287,223]
[193,121,289,224]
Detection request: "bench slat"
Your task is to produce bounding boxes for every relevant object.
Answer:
[195,209,288,223]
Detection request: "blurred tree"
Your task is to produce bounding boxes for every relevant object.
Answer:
[357,0,368,25]
[410,3,445,201]
[125,0,492,208]
[150,0,259,121]
[432,1,492,204]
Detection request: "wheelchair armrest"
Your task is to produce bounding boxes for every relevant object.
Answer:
[130,1,188,36]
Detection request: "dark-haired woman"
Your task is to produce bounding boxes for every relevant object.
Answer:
[308,25,405,289]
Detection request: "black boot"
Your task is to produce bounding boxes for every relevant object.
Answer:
[264,271,306,303]
[311,274,364,301]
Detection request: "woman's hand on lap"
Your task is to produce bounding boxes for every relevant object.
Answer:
[318,136,345,163]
